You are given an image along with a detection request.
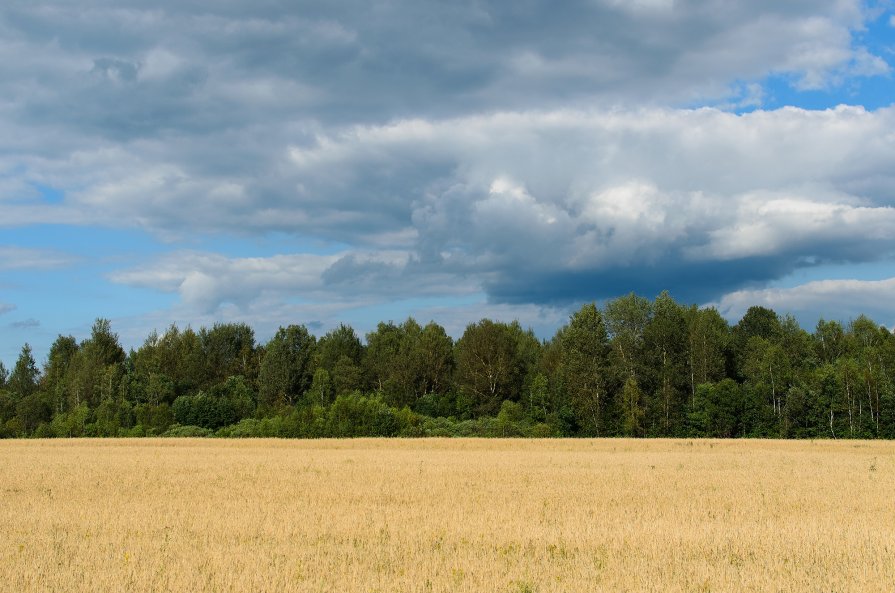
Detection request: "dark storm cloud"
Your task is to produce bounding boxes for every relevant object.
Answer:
[481,257,797,306]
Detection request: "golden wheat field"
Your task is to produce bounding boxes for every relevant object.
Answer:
[1,438,893,593]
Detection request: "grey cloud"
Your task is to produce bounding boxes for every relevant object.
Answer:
[9,318,39,329]
[3,1,895,329]
[109,251,339,312]
[92,57,139,82]
[0,0,883,145]
[287,107,895,304]
[110,247,480,314]
[0,2,888,233]
[103,105,895,312]
[0,304,15,316]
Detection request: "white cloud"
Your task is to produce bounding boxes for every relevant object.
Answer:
[109,249,481,314]
[94,104,895,312]
[2,1,894,336]
[0,247,78,270]
[714,277,895,327]
[110,251,340,311]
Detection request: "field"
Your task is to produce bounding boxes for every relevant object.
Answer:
[1,439,893,592]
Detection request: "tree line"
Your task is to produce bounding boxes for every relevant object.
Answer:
[1,292,893,439]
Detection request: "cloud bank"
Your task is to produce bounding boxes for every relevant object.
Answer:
[101,106,895,321]
[0,0,893,340]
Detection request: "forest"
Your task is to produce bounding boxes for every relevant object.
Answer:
[1,291,893,439]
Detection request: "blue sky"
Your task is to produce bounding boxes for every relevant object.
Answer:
[2,0,895,366]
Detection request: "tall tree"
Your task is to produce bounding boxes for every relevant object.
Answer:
[621,377,645,437]
[67,319,126,408]
[742,336,791,422]
[732,306,782,379]
[258,325,316,408]
[561,303,611,436]
[41,335,79,413]
[685,306,729,398]
[9,343,39,400]
[454,319,527,416]
[317,324,364,396]
[845,316,886,435]
[814,319,845,365]
[417,321,454,397]
[364,321,406,402]
[643,292,688,434]
[200,323,257,387]
[604,293,652,382]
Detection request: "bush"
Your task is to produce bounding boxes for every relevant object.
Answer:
[162,424,213,437]
[122,424,147,437]
[134,403,174,434]
[33,423,55,439]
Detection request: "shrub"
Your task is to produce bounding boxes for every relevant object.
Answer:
[162,424,213,437]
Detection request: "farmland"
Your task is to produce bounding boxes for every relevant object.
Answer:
[1,438,893,592]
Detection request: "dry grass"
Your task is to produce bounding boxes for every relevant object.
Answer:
[1,438,893,592]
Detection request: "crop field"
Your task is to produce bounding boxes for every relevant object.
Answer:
[1,439,893,593]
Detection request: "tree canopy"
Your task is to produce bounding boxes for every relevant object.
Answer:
[2,296,895,440]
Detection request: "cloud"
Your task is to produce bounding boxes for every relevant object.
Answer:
[109,249,480,313]
[0,247,78,270]
[714,277,895,327]
[110,251,339,312]
[99,104,895,314]
[287,106,895,303]
[0,304,15,316]
[3,1,894,337]
[0,1,878,136]
[8,318,40,330]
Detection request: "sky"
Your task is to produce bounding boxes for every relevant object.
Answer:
[2,0,895,366]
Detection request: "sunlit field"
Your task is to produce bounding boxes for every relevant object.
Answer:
[1,438,893,592]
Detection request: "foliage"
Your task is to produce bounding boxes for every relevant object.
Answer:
[3,295,895,439]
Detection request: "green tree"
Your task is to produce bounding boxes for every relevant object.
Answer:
[621,377,645,437]
[200,323,257,387]
[16,391,53,434]
[454,319,529,416]
[172,376,254,430]
[41,335,79,414]
[364,320,410,405]
[258,325,316,409]
[417,322,454,397]
[561,303,610,436]
[317,324,364,395]
[604,293,652,383]
[527,373,549,422]
[685,306,729,400]
[65,319,126,409]
[732,306,781,379]
[644,292,688,434]
[689,379,744,438]
[364,318,454,409]
[814,319,845,365]
[742,336,791,423]
[845,315,887,436]
[9,343,39,400]
[309,368,334,406]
